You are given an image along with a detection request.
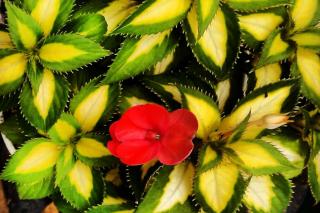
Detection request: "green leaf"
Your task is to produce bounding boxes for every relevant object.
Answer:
[114,0,192,35]
[219,80,298,139]
[226,139,294,175]
[0,113,38,145]
[290,0,320,33]
[24,0,75,36]
[0,93,19,111]
[197,144,222,175]
[0,31,14,49]
[103,30,175,83]
[238,7,286,48]
[86,205,134,213]
[70,79,119,133]
[58,160,104,210]
[227,0,291,11]
[17,176,54,199]
[243,174,292,213]
[291,28,320,52]
[261,133,306,178]
[292,48,320,107]
[180,87,220,141]
[308,150,320,202]
[196,0,219,38]
[257,29,293,67]
[39,34,109,72]
[52,193,79,213]
[55,145,75,185]
[253,63,282,90]
[68,14,107,42]
[48,113,80,144]
[75,136,118,167]
[0,50,27,95]
[136,162,195,213]
[184,4,240,79]
[20,66,69,131]
[195,159,246,213]
[1,138,60,183]
[5,1,42,50]
[312,130,320,158]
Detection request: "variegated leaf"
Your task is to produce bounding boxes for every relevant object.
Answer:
[243,174,292,213]
[238,7,286,48]
[180,87,220,141]
[227,0,291,11]
[17,176,54,199]
[70,79,119,133]
[219,80,298,139]
[293,48,320,107]
[150,48,176,75]
[195,159,246,213]
[253,63,282,89]
[103,30,175,83]
[308,150,320,202]
[136,162,195,213]
[143,76,183,109]
[0,50,27,95]
[24,0,74,36]
[226,139,294,175]
[48,113,80,144]
[114,0,192,35]
[118,84,159,113]
[1,138,60,183]
[58,160,104,210]
[257,29,293,67]
[55,145,75,185]
[184,4,240,79]
[97,0,138,35]
[75,136,117,167]
[39,34,109,72]
[262,133,306,178]
[20,66,69,131]
[215,79,231,111]
[291,28,320,52]
[5,1,42,50]
[0,31,13,49]
[196,0,219,37]
[197,144,222,175]
[68,14,107,42]
[290,0,320,33]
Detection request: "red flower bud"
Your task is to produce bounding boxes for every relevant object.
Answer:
[107,104,198,165]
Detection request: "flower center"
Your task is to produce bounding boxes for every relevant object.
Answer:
[145,130,161,141]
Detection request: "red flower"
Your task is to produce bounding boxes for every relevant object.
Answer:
[107,104,198,165]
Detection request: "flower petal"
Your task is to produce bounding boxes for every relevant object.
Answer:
[157,109,197,165]
[123,104,169,133]
[168,109,198,137]
[116,140,159,165]
[109,121,118,141]
[113,118,147,141]
[158,137,194,165]
[107,140,120,157]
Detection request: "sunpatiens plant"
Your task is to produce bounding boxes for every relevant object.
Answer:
[0,0,319,212]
